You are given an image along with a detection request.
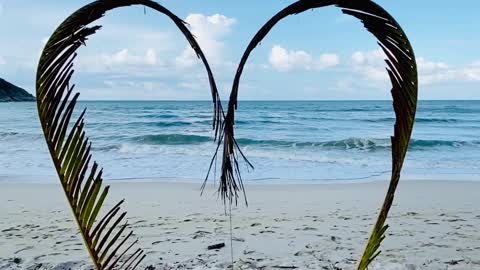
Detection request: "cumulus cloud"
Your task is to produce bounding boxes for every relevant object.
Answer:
[417,57,448,73]
[269,46,311,72]
[419,61,480,85]
[415,57,452,85]
[103,80,160,91]
[78,48,160,73]
[317,53,340,69]
[102,48,158,66]
[412,57,480,85]
[269,45,339,72]
[79,79,185,100]
[351,49,446,86]
[176,13,236,68]
[350,49,480,86]
[351,50,454,85]
[462,62,480,81]
[351,49,389,83]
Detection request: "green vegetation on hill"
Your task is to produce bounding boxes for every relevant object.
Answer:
[0,78,35,102]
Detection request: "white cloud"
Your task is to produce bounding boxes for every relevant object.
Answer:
[102,48,158,66]
[416,57,452,85]
[269,45,311,72]
[351,50,452,86]
[351,50,385,66]
[417,57,448,73]
[351,50,454,85]
[0,55,5,65]
[416,58,480,85]
[176,13,236,68]
[102,80,160,91]
[317,53,340,69]
[78,48,160,73]
[269,45,339,72]
[462,62,480,81]
[351,49,388,84]
[351,49,480,86]
[81,79,185,100]
[0,4,4,15]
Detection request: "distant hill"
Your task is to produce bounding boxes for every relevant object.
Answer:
[0,78,35,102]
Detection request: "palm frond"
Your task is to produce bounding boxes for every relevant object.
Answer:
[36,0,222,269]
[335,1,418,268]
[217,0,418,267]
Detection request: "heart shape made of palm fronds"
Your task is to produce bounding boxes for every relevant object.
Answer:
[36,0,417,269]
[211,1,418,269]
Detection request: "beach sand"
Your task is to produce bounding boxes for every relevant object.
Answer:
[0,180,479,270]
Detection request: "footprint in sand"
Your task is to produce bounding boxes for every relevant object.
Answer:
[232,237,245,242]
[420,242,450,248]
[14,246,33,254]
[1,227,20,233]
[294,250,315,256]
[132,219,147,225]
[295,226,317,231]
[152,240,165,245]
[192,230,212,239]
[445,218,467,222]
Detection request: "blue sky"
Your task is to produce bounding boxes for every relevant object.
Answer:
[1,0,480,100]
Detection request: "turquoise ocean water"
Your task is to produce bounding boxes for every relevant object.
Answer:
[1,100,479,182]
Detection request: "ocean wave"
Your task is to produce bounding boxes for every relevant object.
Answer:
[310,108,383,112]
[361,117,462,123]
[147,121,192,128]
[148,117,415,126]
[235,119,285,125]
[0,131,20,137]
[117,133,480,151]
[424,106,480,114]
[87,116,476,131]
[141,113,179,119]
[237,137,480,151]
[409,139,476,148]
[92,144,121,152]
[247,116,468,124]
[132,134,212,145]
[0,131,43,141]
[415,118,459,123]
[237,137,391,150]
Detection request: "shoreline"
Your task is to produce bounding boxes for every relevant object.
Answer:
[1,180,479,269]
[1,174,480,185]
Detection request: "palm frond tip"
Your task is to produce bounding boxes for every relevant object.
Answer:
[216,0,417,268]
[36,0,222,269]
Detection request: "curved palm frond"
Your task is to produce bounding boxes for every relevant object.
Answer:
[216,0,418,267]
[36,0,222,269]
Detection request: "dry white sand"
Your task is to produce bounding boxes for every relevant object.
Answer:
[0,180,479,270]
